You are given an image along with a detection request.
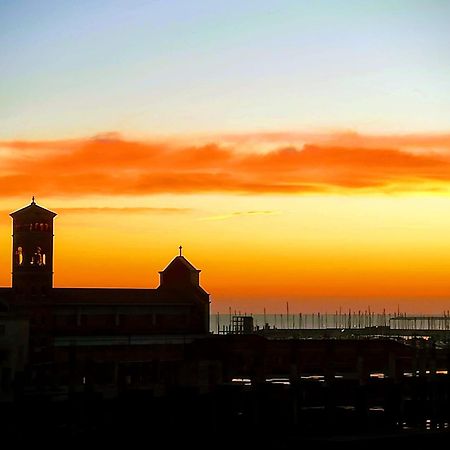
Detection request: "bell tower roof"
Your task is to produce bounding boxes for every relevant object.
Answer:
[159,255,201,274]
[10,198,57,219]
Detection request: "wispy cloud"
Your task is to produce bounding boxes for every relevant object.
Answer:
[1,131,450,198]
[0,206,192,216]
[57,207,193,214]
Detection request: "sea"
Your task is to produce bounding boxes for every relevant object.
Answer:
[209,312,450,333]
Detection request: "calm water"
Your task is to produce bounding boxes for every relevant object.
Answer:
[210,312,450,333]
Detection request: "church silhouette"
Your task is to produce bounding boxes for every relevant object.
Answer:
[0,199,210,394]
[5,198,210,335]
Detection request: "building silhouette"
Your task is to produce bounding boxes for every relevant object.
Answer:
[0,199,210,397]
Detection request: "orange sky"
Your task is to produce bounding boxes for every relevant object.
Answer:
[1,131,450,313]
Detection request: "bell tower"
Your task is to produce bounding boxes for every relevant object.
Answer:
[10,198,57,296]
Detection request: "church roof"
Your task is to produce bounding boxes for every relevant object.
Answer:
[10,199,57,218]
[0,286,208,306]
[159,255,200,273]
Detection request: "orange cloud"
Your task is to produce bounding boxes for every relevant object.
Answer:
[219,131,450,151]
[1,132,450,197]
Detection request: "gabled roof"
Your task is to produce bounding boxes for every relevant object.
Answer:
[159,255,200,274]
[10,199,57,218]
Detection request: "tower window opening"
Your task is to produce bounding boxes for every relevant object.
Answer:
[16,247,23,265]
[40,223,44,231]
[42,254,46,265]
[31,246,43,266]
[34,222,39,230]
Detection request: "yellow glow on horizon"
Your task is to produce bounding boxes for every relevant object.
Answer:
[1,193,450,314]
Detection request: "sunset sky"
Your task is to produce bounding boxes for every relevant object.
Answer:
[1,1,450,313]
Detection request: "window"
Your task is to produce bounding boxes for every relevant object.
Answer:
[31,247,44,266]
[16,247,23,265]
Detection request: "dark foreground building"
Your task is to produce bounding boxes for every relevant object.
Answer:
[1,200,449,446]
[0,199,210,399]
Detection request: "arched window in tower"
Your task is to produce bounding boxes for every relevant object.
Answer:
[40,223,44,231]
[16,247,23,265]
[31,246,44,266]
